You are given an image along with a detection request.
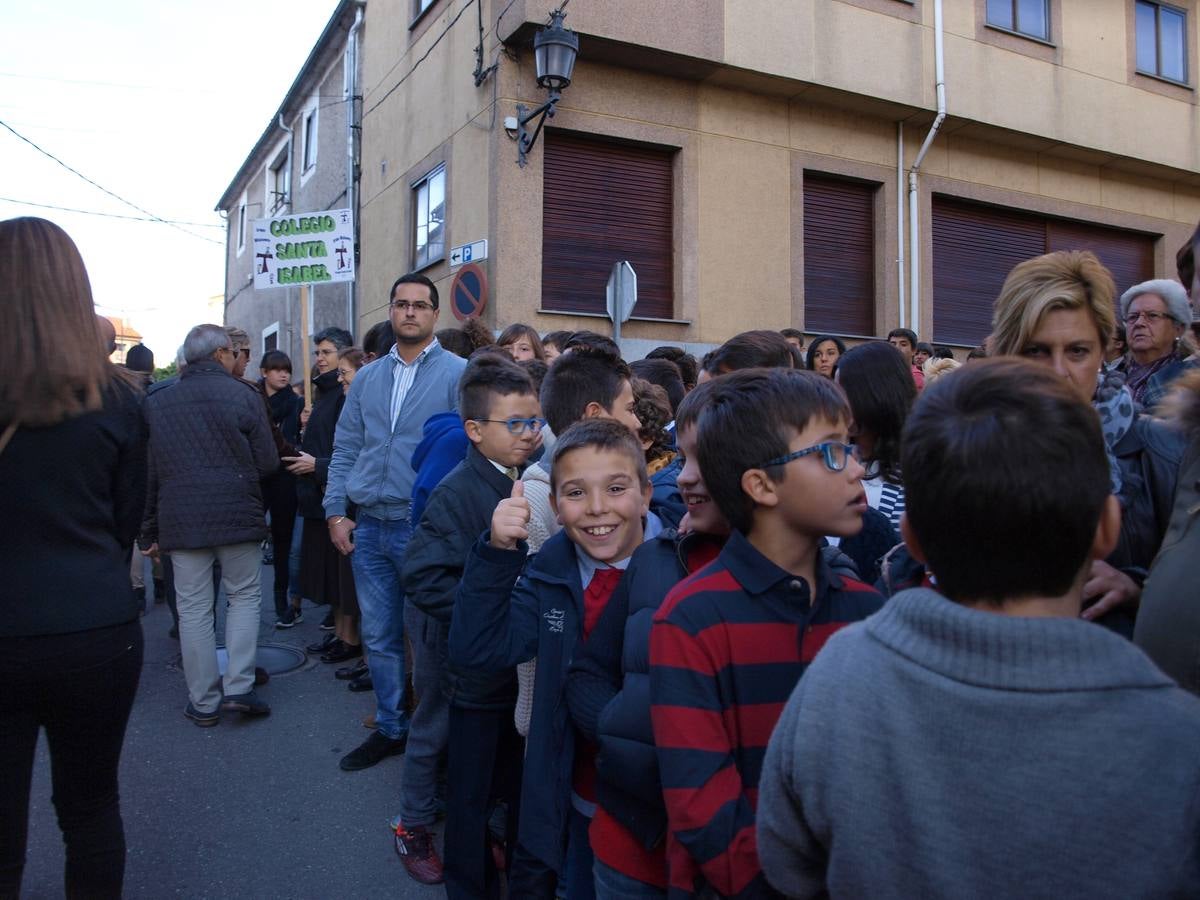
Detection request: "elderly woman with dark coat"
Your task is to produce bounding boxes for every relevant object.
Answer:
[1119,278,1196,410]
[990,250,1185,635]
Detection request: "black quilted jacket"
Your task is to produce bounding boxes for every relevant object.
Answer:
[141,360,278,551]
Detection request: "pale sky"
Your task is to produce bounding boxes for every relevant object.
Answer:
[1,0,339,360]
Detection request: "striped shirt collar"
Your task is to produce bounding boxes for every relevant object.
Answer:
[387,336,440,368]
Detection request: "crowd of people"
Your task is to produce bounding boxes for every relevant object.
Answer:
[3,210,1200,899]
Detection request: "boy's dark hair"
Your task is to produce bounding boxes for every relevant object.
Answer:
[542,330,574,353]
[539,344,632,434]
[703,330,794,375]
[314,326,353,349]
[915,341,934,356]
[675,378,718,431]
[965,344,988,361]
[389,272,439,308]
[696,368,850,534]
[260,350,292,373]
[780,328,805,345]
[901,358,1110,605]
[436,327,475,359]
[836,341,916,483]
[933,345,957,360]
[887,327,918,347]
[364,321,395,359]
[518,358,549,394]
[646,345,699,388]
[630,358,685,415]
[562,330,621,357]
[804,335,847,371]
[458,354,536,424]
[786,343,806,369]
[550,418,649,492]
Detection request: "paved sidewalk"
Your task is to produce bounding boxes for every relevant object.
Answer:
[19,559,441,899]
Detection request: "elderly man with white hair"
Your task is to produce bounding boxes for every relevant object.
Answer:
[1119,278,1196,409]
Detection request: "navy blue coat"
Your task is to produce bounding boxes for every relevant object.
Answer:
[449,529,586,875]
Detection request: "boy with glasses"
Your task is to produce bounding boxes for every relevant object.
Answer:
[649,368,883,897]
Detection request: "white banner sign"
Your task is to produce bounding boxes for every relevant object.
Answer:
[252,208,355,289]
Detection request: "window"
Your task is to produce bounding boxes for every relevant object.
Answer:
[986,0,1050,41]
[262,322,279,355]
[542,132,675,319]
[236,194,247,255]
[414,0,435,18]
[931,196,1155,345]
[269,148,290,214]
[302,108,317,171]
[803,174,877,336]
[412,164,446,270]
[1136,1,1188,83]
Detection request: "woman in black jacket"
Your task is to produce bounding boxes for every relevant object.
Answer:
[0,217,147,899]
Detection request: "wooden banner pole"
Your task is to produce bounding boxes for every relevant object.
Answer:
[300,283,312,410]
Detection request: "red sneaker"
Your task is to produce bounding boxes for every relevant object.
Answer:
[393,822,444,885]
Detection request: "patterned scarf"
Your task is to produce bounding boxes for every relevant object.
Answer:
[1125,349,1183,406]
[1093,366,1136,495]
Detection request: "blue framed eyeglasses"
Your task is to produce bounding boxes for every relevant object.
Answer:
[477,416,547,434]
[757,442,855,473]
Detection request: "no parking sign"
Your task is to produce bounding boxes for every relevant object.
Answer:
[450,263,488,321]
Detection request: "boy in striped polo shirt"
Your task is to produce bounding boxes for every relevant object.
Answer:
[649,368,883,898]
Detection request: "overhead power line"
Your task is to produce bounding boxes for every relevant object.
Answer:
[0,196,223,228]
[0,118,222,245]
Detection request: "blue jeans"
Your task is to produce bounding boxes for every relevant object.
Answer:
[593,860,667,900]
[349,514,412,740]
[287,514,303,600]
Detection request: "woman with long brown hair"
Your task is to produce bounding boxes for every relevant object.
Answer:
[0,217,147,898]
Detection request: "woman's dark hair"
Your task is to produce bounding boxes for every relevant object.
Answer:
[914,341,934,357]
[518,358,549,394]
[260,350,293,373]
[836,341,916,483]
[497,323,545,360]
[542,330,574,353]
[805,335,847,372]
[932,345,957,360]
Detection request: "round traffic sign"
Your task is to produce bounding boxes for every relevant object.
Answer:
[450,263,488,321]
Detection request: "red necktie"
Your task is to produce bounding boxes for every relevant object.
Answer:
[582,567,623,640]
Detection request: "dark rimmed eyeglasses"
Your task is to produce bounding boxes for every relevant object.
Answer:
[1124,310,1172,325]
[389,300,435,313]
[757,442,856,473]
[476,416,547,434]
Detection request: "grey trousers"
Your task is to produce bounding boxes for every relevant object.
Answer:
[172,542,262,713]
[398,599,450,828]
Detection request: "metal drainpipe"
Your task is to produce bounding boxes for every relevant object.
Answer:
[897,121,906,329]
[346,6,363,336]
[908,0,945,336]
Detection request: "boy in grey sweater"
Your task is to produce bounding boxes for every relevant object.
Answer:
[758,358,1200,899]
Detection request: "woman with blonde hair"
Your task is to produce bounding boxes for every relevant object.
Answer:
[0,217,147,898]
[991,250,1184,633]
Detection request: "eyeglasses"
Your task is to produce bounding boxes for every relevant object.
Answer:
[476,417,547,434]
[390,300,435,313]
[1125,310,1172,325]
[757,442,856,473]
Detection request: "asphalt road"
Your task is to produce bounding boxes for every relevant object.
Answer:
[19,557,443,899]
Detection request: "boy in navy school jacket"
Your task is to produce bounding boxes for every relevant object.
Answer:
[396,355,542,893]
[649,368,884,899]
[450,419,655,899]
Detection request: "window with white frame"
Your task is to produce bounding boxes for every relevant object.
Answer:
[1136,0,1188,83]
[412,164,445,270]
[236,194,247,255]
[414,0,436,18]
[302,107,317,171]
[269,147,290,214]
[262,322,279,354]
[986,0,1050,41]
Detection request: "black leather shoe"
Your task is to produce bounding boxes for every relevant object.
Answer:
[320,641,362,664]
[306,633,337,654]
[335,660,369,681]
[220,691,271,717]
[339,731,406,771]
[348,673,374,692]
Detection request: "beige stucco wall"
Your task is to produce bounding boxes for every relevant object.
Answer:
[355,0,1200,344]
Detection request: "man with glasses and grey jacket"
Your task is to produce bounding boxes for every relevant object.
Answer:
[324,273,467,771]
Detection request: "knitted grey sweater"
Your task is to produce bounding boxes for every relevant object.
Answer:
[757,588,1200,899]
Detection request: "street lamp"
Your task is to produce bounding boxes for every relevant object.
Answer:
[515,10,579,168]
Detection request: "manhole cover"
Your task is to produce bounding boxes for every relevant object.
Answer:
[211,642,307,676]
